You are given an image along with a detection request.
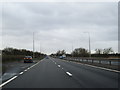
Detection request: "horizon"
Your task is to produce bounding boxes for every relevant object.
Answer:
[1,46,118,55]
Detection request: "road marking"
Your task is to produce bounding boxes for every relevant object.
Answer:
[62,68,64,69]
[28,61,40,69]
[19,72,24,75]
[62,59,120,73]
[0,76,18,87]
[84,64,120,73]
[30,64,36,68]
[58,65,61,67]
[66,72,72,77]
[55,62,56,64]
[0,59,44,88]
[24,70,27,72]
[74,62,120,73]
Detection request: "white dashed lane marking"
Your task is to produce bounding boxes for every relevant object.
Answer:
[58,65,61,67]
[24,70,27,72]
[19,72,24,75]
[0,59,44,87]
[66,72,72,77]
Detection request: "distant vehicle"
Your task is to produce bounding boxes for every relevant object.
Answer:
[24,56,33,63]
[45,56,49,59]
[59,54,66,59]
[62,54,66,58]
[59,56,63,59]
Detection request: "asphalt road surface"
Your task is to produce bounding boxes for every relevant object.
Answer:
[2,57,119,88]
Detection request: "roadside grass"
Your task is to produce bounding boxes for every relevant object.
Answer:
[2,55,45,63]
[33,56,45,60]
[2,55,25,63]
[2,55,45,74]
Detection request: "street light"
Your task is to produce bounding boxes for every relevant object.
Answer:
[33,32,34,58]
[39,42,41,53]
[84,32,91,58]
[39,41,42,53]
[71,40,74,58]
[72,43,73,57]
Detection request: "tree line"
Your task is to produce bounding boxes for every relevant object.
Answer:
[2,47,46,62]
[51,47,119,58]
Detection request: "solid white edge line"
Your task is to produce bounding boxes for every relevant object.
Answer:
[66,72,72,76]
[0,76,18,87]
[28,60,41,69]
[0,59,43,88]
[62,59,120,73]
[84,64,120,73]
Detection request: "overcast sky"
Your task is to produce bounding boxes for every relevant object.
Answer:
[1,2,118,54]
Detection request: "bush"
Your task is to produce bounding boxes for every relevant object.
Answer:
[1,47,46,62]
[2,55,25,63]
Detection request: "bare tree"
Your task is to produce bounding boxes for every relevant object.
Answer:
[56,50,66,56]
[61,50,66,55]
[95,49,103,54]
[103,47,114,54]
[71,48,89,57]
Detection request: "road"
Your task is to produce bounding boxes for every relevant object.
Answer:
[2,60,40,83]
[2,57,119,88]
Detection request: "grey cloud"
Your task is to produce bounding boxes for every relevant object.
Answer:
[2,2,118,54]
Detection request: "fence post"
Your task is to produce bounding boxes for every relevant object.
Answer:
[92,59,93,63]
[87,59,88,62]
[99,60,101,64]
[109,61,111,65]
